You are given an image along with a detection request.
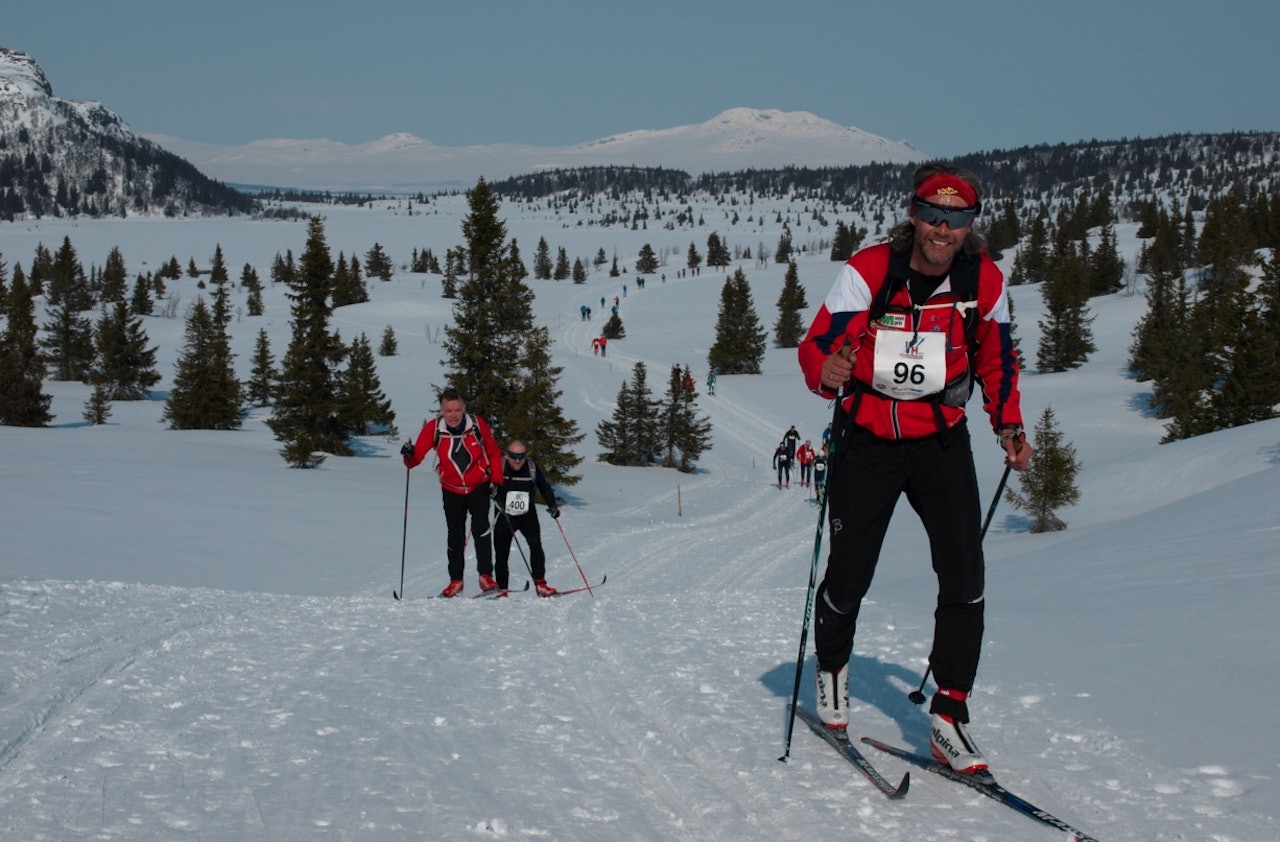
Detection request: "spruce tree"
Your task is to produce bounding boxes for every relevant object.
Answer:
[364,243,393,281]
[246,328,276,408]
[442,178,582,484]
[90,300,161,400]
[772,260,808,348]
[687,241,703,271]
[1036,237,1096,372]
[1005,406,1080,533]
[602,312,626,339]
[708,268,768,374]
[337,333,396,436]
[40,298,94,382]
[163,296,242,430]
[636,243,659,274]
[267,216,349,464]
[209,244,229,285]
[130,274,154,316]
[101,246,128,303]
[596,361,660,466]
[83,383,113,425]
[379,325,398,356]
[533,237,553,280]
[0,273,54,427]
[659,364,713,472]
[552,247,570,280]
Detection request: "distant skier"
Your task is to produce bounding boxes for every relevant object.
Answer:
[706,369,717,396]
[772,441,792,489]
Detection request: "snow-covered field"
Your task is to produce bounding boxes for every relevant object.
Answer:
[1,193,1277,841]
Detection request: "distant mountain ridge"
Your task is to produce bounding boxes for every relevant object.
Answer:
[0,47,253,219]
[147,107,926,193]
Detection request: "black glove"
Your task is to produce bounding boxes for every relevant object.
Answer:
[547,505,560,519]
[400,441,415,459]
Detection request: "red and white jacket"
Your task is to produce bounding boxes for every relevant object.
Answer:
[798,243,1024,441]
[405,414,503,495]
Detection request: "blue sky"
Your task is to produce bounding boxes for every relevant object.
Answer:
[8,0,1278,158]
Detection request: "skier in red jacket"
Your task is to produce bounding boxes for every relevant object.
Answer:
[402,388,504,597]
[798,163,1033,775]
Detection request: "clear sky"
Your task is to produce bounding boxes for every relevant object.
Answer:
[7,0,1278,159]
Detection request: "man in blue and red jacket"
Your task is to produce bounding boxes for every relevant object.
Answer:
[798,163,1033,775]
[402,388,504,597]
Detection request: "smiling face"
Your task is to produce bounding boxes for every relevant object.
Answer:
[909,192,974,272]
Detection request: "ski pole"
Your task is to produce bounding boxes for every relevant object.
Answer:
[780,386,847,762]
[907,463,1013,705]
[393,466,411,601]
[554,517,594,597]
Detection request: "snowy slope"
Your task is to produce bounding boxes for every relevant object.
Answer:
[1,196,1278,841]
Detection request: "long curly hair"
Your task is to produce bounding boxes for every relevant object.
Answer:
[887,162,987,259]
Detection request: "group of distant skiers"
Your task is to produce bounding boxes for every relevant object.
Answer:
[771,423,830,501]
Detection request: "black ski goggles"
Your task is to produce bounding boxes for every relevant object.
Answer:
[912,197,981,229]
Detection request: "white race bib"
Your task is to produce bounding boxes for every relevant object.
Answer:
[505,490,531,516]
[870,328,947,400]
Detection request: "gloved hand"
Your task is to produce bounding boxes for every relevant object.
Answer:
[547,505,560,519]
[400,441,415,460]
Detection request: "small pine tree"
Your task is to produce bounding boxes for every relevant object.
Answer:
[163,296,242,430]
[708,268,768,374]
[364,242,394,281]
[772,260,808,348]
[659,364,713,471]
[83,383,113,425]
[267,216,349,463]
[129,274,154,316]
[636,243,659,274]
[89,300,161,400]
[0,273,54,427]
[596,361,660,466]
[246,328,277,408]
[602,312,626,339]
[1005,406,1080,533]
[337,333,396,436]
[209,244,230,285]
[379,324,398,356]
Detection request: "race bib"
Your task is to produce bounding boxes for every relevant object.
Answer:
[505,490,531,516]
[870,328,947,400]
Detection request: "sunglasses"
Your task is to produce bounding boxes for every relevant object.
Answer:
[913,197,980,229]
[506,452,527,460]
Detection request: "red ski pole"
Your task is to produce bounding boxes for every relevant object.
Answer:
[554,517,594,597]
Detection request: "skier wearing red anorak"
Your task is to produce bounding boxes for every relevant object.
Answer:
[798,163,1033,775]
[402,388,504,597]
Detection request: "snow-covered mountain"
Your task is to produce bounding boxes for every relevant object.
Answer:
[148,108,925,193]
[0,47,251,218]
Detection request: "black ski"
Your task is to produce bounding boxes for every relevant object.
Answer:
[861,737,1101,841]
[790,707,909,799]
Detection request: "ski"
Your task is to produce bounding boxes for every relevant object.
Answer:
[790,707,909,799]
[861,737,1101,842]
[545,574,607,598]
[473,580,531,599]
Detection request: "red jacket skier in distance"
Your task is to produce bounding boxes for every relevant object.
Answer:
[798,241,1023,443]
[404,395,503,494]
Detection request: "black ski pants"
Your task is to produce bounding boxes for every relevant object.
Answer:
[814,422,985,695]
[493,510,547,589]
[441,485,494,581]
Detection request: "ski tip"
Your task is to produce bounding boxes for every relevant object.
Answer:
[891,771,910,799]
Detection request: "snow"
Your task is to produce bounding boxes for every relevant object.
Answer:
[2,195,1278,841]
